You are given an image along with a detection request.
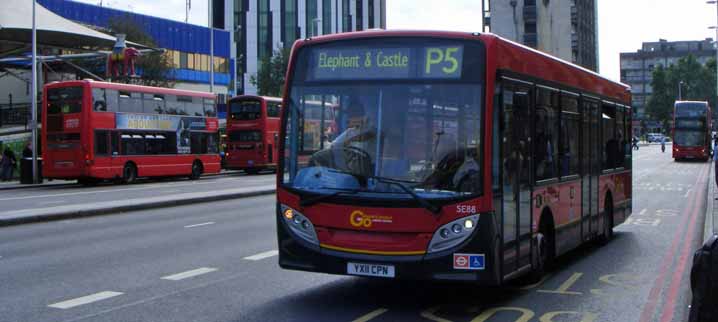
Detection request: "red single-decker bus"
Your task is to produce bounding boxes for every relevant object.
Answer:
[276,31,632,284]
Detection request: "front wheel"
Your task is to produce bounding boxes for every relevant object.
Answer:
[598,199,614,245]
[189,161,202,180]
[123,163,137,184]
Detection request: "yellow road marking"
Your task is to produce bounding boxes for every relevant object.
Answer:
[420,306,454,322]
[537,272,583,295]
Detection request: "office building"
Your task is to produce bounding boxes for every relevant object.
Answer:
[620,38,716,121]
[482,0,598,72]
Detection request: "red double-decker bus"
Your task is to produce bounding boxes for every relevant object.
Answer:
[672,101,712,161]
[42,80,221,185]
[224,95,282,174]
[276,31,633,283]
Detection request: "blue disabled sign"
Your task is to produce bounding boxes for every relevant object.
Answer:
[469,255,485,270]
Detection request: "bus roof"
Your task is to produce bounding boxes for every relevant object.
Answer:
[44,80,217,99]
[229,95,282,103]
[291,30,631,105]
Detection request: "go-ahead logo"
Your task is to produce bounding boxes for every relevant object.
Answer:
[350,210,393,228]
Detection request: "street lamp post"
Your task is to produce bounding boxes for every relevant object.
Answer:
[708,1,718,112]
[31,0,38,184]
[679,81,684,100]
[208,0,214,93]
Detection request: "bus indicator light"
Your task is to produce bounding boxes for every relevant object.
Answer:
[283,208,294,220]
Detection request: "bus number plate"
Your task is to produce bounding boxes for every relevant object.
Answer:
[347,262,395,278]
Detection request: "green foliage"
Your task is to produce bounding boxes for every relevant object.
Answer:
[645,55,717,128]
[250,47,291,97]
[107,16,175,88]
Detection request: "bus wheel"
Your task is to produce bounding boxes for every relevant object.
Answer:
[189,161,203,180]
[528,216,554,282]
[123,163,137,184]
[599,196,614,245]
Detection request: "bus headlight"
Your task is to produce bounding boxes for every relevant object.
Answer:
[427,215,479,254]
[280,205,319,246]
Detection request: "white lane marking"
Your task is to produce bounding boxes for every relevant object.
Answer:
[184,222,215,228]
[640,209,647,215]
[38,200,66,206]
[352,308,389,322]
[684,188,692,198]
[161,267,217,281]
[48,291,123,309]
[243,250,279,261]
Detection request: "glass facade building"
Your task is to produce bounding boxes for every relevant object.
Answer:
[238,0,386,95]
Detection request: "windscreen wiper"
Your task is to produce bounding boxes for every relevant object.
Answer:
[300,189,358,207]
[369,176,442,215]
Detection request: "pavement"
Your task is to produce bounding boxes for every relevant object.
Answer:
[705,158,717,243]
[0,144,709,322]
[0,172,276,226]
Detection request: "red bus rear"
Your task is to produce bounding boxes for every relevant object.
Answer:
[277,31,632,284]
[224,95,281,174]
[672,101,712,161]
[42,80,221,184]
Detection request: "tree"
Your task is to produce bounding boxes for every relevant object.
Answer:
[250,47,291,97]
[107,16,175,88]
[645,55,717,128]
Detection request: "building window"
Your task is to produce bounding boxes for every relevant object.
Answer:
[258,0,272,60]
[282,0,297,47]
[323,0,332,34]
[201,54,209,72]
[356,0,363,31]
[195,54,201,71]
[306,0,318,36]
[172,50,181,68]
[188,53,195,69]
[368,0,374,29]
[180,52,188,69]
[342,0,350,32]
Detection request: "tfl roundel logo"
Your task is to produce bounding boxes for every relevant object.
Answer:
[453,253,485,270]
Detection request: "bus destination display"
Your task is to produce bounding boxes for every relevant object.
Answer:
[309,45,464,81]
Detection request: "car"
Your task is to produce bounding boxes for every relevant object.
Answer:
[646,133,665,143]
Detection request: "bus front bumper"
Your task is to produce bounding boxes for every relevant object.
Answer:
[276,209,502,285]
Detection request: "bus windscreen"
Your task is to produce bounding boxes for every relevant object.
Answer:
[47,87,83,114]
[230,100,262,120]
[675,102,708,117]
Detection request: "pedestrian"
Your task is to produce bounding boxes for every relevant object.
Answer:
[1,146,17,181]
[22,141,32,159]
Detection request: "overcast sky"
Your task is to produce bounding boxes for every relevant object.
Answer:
[74,0,718,81]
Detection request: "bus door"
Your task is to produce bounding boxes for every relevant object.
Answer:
[581,99,600,240]
[500,80,533,273]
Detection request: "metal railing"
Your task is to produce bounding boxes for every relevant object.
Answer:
[0,103,31,128]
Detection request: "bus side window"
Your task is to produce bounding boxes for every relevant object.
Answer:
[94,130,109,155]
[92,88,107,111]
[267,102,281,117]
[601,103,616,170]
[204,98,217,117]
[106,90,119,112]
[111,132,120,155]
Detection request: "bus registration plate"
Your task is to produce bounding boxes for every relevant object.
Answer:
[347,262,395,278]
